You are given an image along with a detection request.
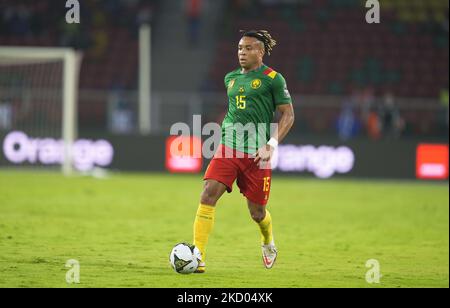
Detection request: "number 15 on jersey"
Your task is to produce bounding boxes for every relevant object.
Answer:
[236,96,246,110]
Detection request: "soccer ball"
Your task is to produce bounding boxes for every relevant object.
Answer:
[169,243,202,274]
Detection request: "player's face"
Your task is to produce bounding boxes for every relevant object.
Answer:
[238,37,264,69]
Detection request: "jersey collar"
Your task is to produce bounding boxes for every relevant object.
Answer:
[240,64,267,75]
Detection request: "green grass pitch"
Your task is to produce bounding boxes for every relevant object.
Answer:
[0,170,448,288]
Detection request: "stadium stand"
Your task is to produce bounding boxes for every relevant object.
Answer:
[210,0,448,98]
[0,0,159,128]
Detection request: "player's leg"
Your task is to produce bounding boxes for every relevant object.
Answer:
[247,201,273,245]
[237,156,277,269]
[200,179,228,206]
[247,200,277,269]
[193,179,227,273]
[194,144,238,273]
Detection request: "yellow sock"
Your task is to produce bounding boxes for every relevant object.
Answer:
[193,204,215,263]
[258,210,273,245]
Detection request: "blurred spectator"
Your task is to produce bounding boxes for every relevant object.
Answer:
[380,92,405,139]
[108,86,135,134]
[337,103,356,141]
[0,102,12,131]
[359,87,376,128]
[337,99,360,141]
[367,106,382,140]
[185,0,203,46]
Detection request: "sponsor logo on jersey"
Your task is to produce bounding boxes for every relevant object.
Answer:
[239,86,245,93]
[228,79,235,89]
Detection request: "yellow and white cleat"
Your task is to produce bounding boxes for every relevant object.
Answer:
[261,242,277,269]
[195,262,206,273]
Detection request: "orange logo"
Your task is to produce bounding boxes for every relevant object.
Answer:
[416,144,449,180]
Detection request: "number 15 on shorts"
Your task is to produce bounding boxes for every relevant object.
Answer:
[263,177,271,192]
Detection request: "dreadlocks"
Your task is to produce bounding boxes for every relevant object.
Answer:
[240,30,277,56]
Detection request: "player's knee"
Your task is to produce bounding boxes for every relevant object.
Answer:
[250,210,266,223]
[200,184,220,206]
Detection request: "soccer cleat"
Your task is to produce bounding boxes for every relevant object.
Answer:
[195,262,206,273]
[261,242,277,269]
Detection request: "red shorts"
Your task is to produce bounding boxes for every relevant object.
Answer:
[204,144,272,206]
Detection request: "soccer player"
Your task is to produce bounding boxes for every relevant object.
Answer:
[193,30,295,273]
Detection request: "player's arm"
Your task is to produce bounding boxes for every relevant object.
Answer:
[254,104,295,165]
[254,73,295,165]
[272,103,295,144]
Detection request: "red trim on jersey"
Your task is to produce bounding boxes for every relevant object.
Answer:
[263,67,274,76]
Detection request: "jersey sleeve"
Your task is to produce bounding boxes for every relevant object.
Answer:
[272,73,292,105]
[224,72,233,89]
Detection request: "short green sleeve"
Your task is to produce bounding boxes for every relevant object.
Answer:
[224,72,233,89]
[272,73,292,105]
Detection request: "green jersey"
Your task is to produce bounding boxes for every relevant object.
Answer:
[221,64,292,154]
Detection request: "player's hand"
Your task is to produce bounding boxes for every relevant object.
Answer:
[253,144,275,167]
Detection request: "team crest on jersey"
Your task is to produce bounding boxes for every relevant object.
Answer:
[251,79,262,89]
[239,86,245,93]
[228,79,235,89]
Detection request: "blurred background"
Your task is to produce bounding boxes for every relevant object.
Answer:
[0,0,448,179]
